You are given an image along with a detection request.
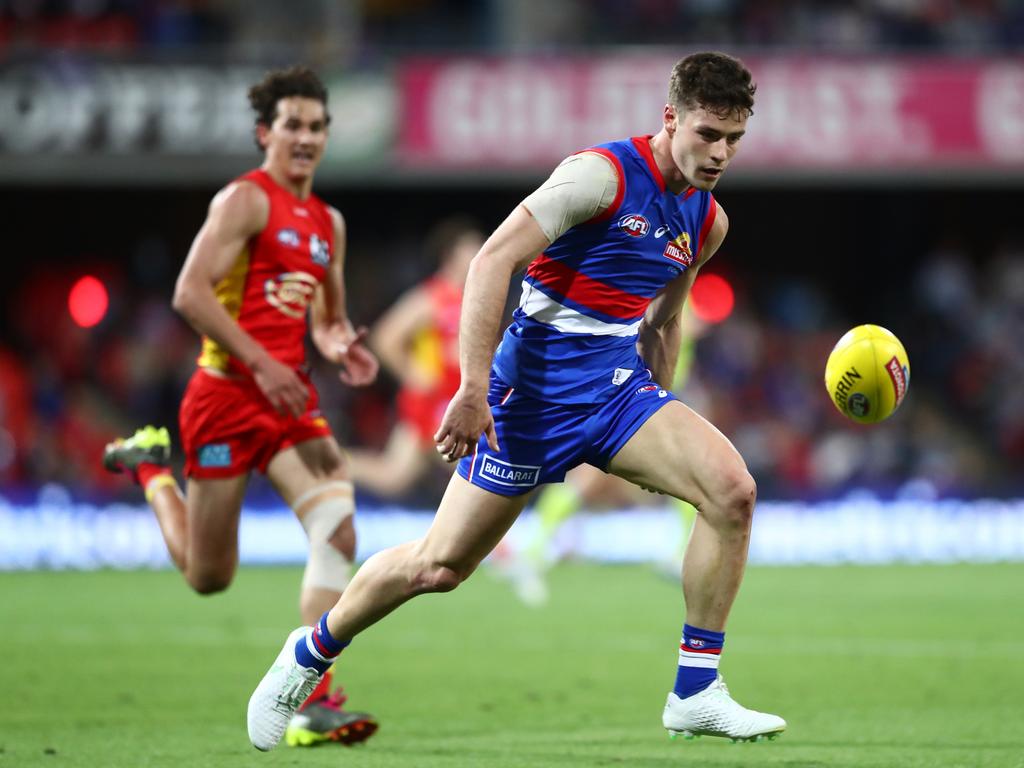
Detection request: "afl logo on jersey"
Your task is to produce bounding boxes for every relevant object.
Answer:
[618,213,650,238]
[265,271,318,319]
[663,232,694,267]
[276,228,301,248]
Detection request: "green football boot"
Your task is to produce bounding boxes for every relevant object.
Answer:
[103,426,171,475]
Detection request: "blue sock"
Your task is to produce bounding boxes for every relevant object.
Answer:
[293,612,351,674]
[673,623,725,699]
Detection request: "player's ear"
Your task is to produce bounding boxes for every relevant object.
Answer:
[255,122,270,151]
[663,104,678,136]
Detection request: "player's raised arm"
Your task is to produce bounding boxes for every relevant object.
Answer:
[367,285,435,388]
[173,182,308,417]
[310,208,379,387]
[638,201,728,388]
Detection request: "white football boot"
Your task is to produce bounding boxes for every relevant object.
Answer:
[663,675,786,743]
[247,627,323,751]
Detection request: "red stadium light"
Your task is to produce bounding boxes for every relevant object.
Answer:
[690,273,734,324]
[68,276,109,328]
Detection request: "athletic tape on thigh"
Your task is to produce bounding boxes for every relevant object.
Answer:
[296,482,355,591]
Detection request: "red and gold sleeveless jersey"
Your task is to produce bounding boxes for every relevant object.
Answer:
[198,168,334,375]
[408,275,463,400]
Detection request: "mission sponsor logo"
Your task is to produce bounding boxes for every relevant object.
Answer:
[886,356,909,405]
[618,213,650,238]
[635,384,658,395]
[478,455,541,488]
[197,443,231,468]
[663,232,694,267]
[265,271,318,319]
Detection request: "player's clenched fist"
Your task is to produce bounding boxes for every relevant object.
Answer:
[433,388,499,462]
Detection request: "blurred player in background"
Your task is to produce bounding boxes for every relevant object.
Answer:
[103,66,380,748]
[248,52,786,749]
[347,217,483,500]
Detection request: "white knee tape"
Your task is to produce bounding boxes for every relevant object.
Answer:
[297,484,355,592]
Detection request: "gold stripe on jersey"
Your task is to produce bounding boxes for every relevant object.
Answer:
[198,247,250,371]
[410,327,443,385]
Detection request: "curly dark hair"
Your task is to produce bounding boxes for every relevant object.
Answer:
[247,66,330,150]
[669,52,756,119]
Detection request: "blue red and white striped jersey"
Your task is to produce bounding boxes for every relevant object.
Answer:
[492,135,717,403]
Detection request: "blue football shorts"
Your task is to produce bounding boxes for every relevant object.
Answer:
[456,369,677,497]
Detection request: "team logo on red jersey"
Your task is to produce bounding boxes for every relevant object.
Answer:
[618,213,650,238]
[663,232,694,267]
[265,271,318,319]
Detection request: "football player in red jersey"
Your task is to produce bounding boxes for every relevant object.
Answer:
[348,216,483,501]
[104,66,380,748]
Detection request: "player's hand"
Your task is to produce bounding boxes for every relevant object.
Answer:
[251,354,308,418]
[433,386,499,463]
[335,326,379,387]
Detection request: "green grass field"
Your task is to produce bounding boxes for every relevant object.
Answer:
[2,562,1022,768]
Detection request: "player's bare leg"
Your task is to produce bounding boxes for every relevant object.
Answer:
[247,474,528,750]
[330,474,527,636]
[135,473,247,593]
[104,427,248,591]
[143,481,188,571]
[609,400,753,630]
[347,422,433,499]
[266,436,377,747]
[267,438,356,623]
[608,400,785,742]
[176,476,249,593]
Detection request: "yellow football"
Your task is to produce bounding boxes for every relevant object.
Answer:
[824,324,910,424]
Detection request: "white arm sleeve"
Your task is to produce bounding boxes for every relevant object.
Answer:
[522,152,620,243]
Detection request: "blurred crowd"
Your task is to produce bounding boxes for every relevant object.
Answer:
[682,236,1024,500]
[2,0,1023,58]
[1,227,1021,503]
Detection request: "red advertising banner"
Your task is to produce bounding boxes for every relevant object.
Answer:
[399,56,1024,173]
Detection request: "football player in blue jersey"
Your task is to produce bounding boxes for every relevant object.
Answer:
[248,51,786,750]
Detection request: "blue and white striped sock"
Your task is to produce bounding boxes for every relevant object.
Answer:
[293,612,350,674]
[673,624,724,699]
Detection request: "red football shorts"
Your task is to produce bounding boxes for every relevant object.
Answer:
[179,369,333,479]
